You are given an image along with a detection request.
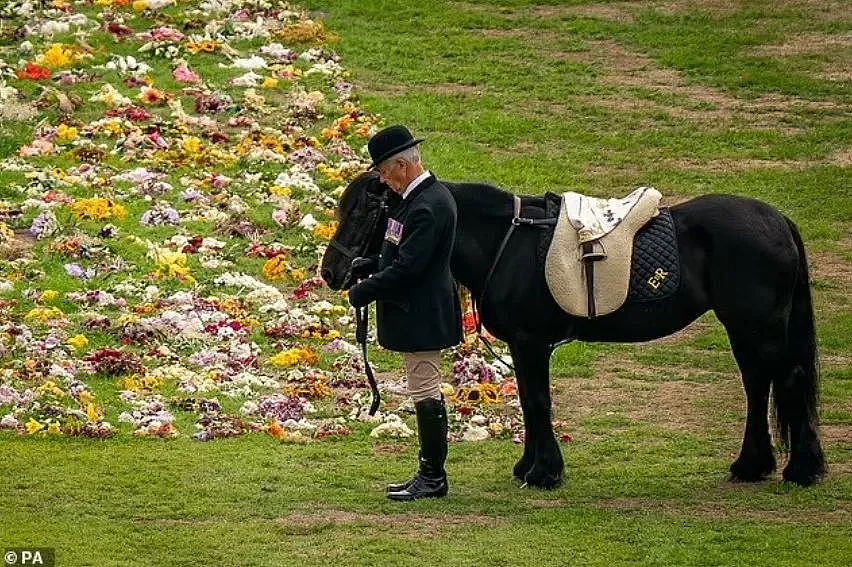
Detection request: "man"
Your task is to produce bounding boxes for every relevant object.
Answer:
[347,125,463,501]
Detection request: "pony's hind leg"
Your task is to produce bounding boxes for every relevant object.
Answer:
[509,339,564,489]
[725,324,784,482]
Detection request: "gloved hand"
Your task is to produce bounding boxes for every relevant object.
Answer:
[348,280,371,308]
[350,256,378,280]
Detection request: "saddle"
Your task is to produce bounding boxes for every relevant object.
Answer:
[544,187,662,318]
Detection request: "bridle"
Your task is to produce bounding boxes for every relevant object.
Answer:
[330,187,389,415]
[329,189,388,290]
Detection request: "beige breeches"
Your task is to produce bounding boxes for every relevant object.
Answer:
[403,351,443,402]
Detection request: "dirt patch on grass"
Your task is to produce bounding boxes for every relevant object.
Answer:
[0,230,36,260]
[595,496,852,524]
[282,508,504,533]
[553,358,742,435]
[429,83,483,96]
[821,425,852,446]
[752,32,852,57]
[535,3,635,22]
[372,443,408,456]
[810,250,852,288]
[568,40,845,134]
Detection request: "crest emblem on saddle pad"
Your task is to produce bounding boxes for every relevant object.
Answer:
[385,218,403,245]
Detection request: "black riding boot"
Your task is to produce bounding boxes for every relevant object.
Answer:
[386,397,448,501]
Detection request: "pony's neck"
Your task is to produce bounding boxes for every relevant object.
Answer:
[446,183,514,297]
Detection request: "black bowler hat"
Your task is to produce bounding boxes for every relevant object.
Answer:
[368,125,424,169]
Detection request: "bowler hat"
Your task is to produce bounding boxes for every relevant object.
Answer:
[368,125,424,169]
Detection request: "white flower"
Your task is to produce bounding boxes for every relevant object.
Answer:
[462,425,490,442]
[1,414,19,429]
[370,414,414,438]
[230,71,263,87]
[228,55,268,70]
[298,214,317,230]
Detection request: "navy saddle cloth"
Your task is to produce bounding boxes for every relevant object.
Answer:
[626,208,680,303]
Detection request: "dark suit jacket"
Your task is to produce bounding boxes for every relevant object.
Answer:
[348,175,463,352]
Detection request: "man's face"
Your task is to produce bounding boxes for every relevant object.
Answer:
[377,157,408,194]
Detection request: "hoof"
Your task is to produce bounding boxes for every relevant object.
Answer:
[522,465,564,490]
[513,460,532,483]
[729,456,775,483]
[782,461,827,487]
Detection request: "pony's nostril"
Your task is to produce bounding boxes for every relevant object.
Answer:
[321,269,333,284]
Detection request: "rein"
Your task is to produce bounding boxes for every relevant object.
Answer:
[333,192,388,416]
[473,195,557,370]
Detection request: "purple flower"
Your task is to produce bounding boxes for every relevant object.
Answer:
[257,394,306,422]
[64,263,95,280]
[287,147,326,170]
[29,211,59,239]
[140,204,181,226]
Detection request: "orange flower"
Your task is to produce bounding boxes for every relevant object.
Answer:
[185,41,220,54]
[138,86,168,106]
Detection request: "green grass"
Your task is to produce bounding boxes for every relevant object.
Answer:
[2,0,851,565]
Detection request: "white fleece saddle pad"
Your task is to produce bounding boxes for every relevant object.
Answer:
[545,187,662,318]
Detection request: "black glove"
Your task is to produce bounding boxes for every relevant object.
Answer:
[350,256,377,280]
[348,280,371,308]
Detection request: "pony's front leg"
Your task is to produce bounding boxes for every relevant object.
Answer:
[509,339,564,489]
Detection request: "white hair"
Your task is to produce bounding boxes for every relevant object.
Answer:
[381,146,421,168]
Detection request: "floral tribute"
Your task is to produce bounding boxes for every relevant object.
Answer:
[0,0,549,446]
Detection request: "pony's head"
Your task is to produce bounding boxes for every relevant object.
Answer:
[321,171,399,290]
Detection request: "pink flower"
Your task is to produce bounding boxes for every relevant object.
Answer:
[272,209,289,227]
[173,64,200,84]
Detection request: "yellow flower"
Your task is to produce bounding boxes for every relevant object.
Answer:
[70,198,128,221]
[313,222,337,241]
[0,222,13,244]
[26,418,45,435]
[41,289,60,302]
[262,77,279,89]
[269,348,318,368]
[85,403,100,423]
[67,334,89,351]
[47,422,62,435]
[132,0,149,12]
[25,307,65,323]
[57,124,79,143]
[440,382,455,398]
[181,136,203,155]
[38,381,66,398]
[289,268,307,283]
[38,44,74,69]
[262,255,289,280]
[269,186,292,198]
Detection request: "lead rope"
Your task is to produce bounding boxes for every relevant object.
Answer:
[355,304,381,415]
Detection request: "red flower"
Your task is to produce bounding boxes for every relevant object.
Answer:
[463,312,479,333]
[107,23,134,40]
[16,63,52,81]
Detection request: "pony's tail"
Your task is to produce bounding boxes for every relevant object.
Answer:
[772,218,821,459]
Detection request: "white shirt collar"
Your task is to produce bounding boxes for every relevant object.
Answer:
[401,170,431,200]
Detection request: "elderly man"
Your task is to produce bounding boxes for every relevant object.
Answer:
[347,125,463,501]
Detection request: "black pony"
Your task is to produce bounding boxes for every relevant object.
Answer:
[322,172,826,487]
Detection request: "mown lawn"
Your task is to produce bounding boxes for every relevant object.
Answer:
[3,1,851,565]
